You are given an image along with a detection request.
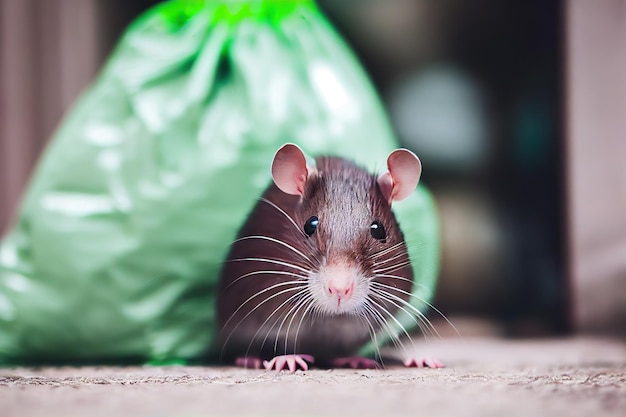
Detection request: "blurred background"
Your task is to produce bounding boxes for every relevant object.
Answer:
[0,0,624,338]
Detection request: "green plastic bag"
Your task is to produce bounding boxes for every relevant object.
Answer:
[0,0,439,364]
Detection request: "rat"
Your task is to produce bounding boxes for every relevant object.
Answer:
[216,143,443,372]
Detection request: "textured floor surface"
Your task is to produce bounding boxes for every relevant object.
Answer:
[1,336,625,417]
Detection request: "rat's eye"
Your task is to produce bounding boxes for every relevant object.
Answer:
[304,216,319,237]
[370,220,387,243]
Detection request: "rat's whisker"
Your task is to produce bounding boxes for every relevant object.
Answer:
[371,242,406,259]
[372,260,413,274]
[371,273,431,293]
[243,287,309,360]
[369,285,438,340]
[259,198,307,238]
[360,299,406,366]
[230,235,316,267]
[227,257,312,275]
[364,299,406,350]
[222,280,305,331]
[220,282,306,358]
[370,282,446,338]
[370,283,434,324]
[356,308,382,362]
[260,290,310,358]
[367,296,416,347]
[225,270,307,291]
[287,296,318,356]
[370,280,457,337]
[274,292,311,355]
[360,301,399,361]
[371,251,409,268]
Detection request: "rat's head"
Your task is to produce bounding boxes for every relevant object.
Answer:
[271,144,422,316]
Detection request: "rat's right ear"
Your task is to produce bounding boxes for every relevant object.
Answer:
[377,148,422,203]
[271,143,314,196]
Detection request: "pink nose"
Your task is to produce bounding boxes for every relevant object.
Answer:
[327,282,355,299]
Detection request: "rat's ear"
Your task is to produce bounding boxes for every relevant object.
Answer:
[377,149,422,203]
[271,143,314,196]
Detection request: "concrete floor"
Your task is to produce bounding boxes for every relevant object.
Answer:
[1,336,625,417]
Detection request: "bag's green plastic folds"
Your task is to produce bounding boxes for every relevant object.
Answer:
[0,0,439,364]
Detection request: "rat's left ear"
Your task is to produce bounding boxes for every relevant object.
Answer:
[377,149,422,203]
[271,143,316,196]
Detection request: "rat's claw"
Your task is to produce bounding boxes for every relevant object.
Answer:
[403,356,445,368]
[263,354,314,372]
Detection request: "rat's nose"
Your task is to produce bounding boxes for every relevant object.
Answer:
[327,281,355,299]
[316,261,361,313]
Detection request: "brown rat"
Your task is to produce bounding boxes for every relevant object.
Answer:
[217,143,441,372]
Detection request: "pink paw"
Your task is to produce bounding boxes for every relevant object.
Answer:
[332,357,381,369]
[235,356,263,369]
[403,357,445,368]
[263,354,315,372]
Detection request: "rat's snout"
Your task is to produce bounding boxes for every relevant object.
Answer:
[326,277,355,300]
[323,262,357,301]
[312,259,366,314]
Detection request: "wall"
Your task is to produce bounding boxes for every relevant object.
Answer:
[567,0,626,335]
[0,0,100,234]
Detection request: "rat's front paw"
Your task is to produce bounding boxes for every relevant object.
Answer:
[332,357,381,369]
[403,356,444,368]
[263,354,315,372]
[235,356,263,369]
